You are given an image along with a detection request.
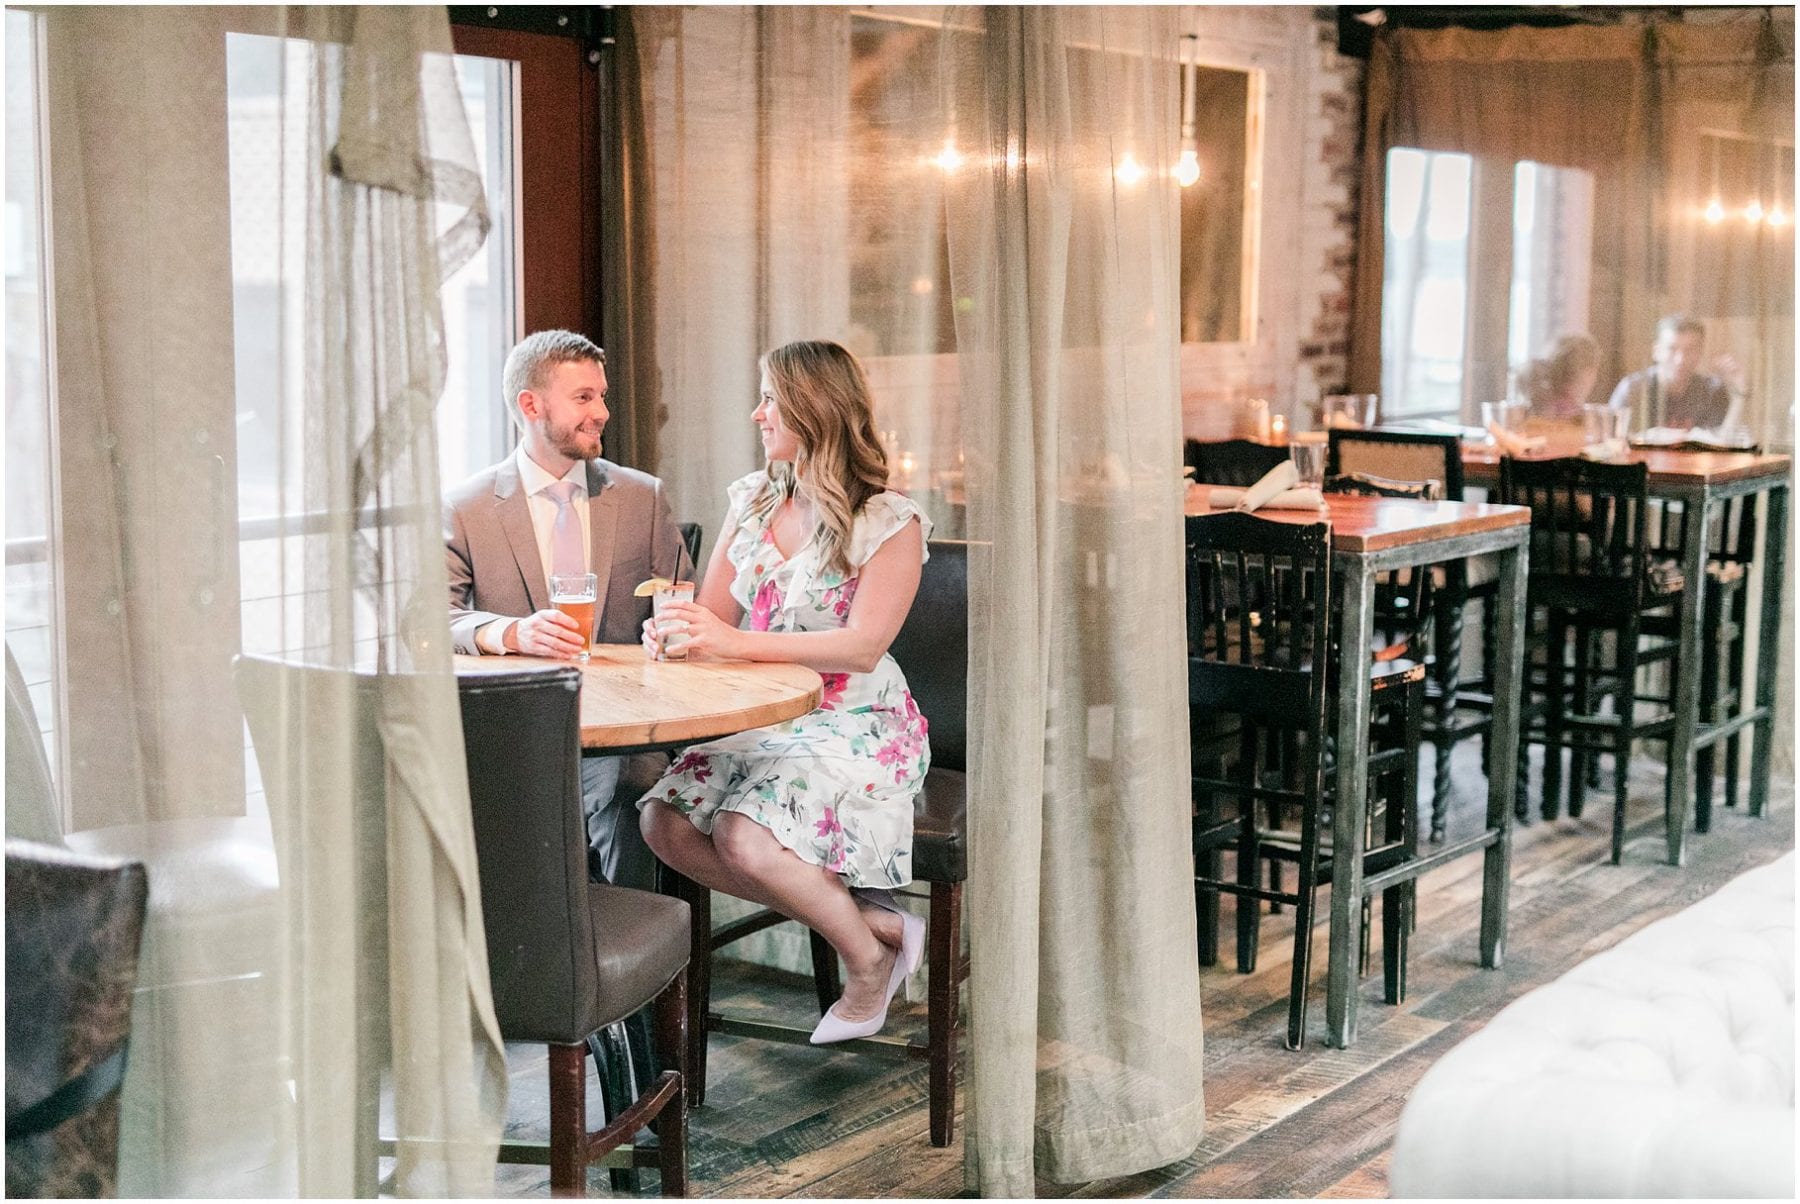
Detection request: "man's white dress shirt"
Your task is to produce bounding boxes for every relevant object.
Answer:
[475,446,592,653]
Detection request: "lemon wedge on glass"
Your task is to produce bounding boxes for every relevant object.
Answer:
[633,576,675,598]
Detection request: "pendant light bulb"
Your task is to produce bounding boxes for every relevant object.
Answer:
[1704,198,1726,224]
[1175,146,1201,188]
[932,138,964,173]
[1768,205,1789,228]
[1115,153,1146,187]
[1743,199,1765,224]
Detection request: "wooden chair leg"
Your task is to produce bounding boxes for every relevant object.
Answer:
[653,971,691,1197]
[1234,724,1262,974]
[1285,779,1323,1051]
[808,929,842,1013]
[928,880,961,1148]
[1542,612,1568,822]
[675,872,711,1108]
[1569,623,1592,818]
[1611,629,1641,866]
[548,1043,588,1197]
[1430,598,1461,842]
[1694,589,1722,833]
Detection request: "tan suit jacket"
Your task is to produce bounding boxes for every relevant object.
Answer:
[444,455,688,655]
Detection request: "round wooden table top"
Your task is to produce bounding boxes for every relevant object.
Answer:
[454,644,821,752]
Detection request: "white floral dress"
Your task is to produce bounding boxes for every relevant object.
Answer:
[638,472,933,888]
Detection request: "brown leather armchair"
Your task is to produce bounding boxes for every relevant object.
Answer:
[6,839,148,1198]
[457,664,692,1196]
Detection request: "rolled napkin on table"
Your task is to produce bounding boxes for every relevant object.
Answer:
[1187,460,1326,513]
[1485,423,1547,456]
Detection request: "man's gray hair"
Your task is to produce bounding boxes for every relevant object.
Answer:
[502,329,605,428]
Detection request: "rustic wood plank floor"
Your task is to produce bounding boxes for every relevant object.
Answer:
[489,744,1793,1199]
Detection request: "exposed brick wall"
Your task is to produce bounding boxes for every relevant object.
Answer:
[1294,8,1366,409]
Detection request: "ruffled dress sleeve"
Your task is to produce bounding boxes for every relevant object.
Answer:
[722,471,773,611]
[847,491,933,569]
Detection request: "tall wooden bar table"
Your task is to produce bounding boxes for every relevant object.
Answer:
[1462,445,1791,866]
[1185,493,1532,1048]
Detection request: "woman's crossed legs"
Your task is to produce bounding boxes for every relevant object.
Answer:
[640,801,905,1023]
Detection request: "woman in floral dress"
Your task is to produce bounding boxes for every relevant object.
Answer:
[638,340,932,1043]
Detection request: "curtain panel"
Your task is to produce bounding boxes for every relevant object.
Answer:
[943,7,1204,1191]
[616,4,1206,1191]
[31,5,505,1194]
[1349,15,1794,447]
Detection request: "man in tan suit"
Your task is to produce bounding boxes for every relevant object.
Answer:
[446,329,688,888]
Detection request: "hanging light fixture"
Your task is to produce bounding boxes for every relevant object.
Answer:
[1175,32,1201,187]
[931,136,965,174]
[1703,132,1726,224]
[1115,152,1147,187]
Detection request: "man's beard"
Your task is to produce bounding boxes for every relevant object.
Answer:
[549,417,602,461]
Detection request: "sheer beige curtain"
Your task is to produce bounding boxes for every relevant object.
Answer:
[617,4,1204,1192]
[28,5,503,1195]
[1350,15,1794,446]
[942,6,1204,1192]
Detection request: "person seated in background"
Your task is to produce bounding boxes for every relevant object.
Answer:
[1607,313,1745,431]
[1516,333,1601,422]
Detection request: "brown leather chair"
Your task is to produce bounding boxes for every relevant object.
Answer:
[457,664,692,1196]
[675,539,969,1148]
[6,839,148,1198]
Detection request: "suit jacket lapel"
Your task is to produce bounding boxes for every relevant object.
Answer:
[494,458,550,613]
[588,460,619,624]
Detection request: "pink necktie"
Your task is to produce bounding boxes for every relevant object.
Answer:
[545,480,585,576]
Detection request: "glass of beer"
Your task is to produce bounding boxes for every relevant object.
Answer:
[653,581,696,661]
[549,572,597,661]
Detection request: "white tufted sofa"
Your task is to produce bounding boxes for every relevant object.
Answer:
[1391,851,1794,1198]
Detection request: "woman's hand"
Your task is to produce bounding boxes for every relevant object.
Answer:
[654,599,743,662]
[641,615,662,660]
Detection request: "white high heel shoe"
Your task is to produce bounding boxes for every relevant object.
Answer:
[810,896,926,1045]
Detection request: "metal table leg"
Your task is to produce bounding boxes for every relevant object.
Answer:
[1748,483,1789,817]
[1665,489,1712,866]
[1482,538,1525,969]
[1326,562,1375,1049]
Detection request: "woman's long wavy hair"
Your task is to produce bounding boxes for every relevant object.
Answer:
[747,340,890,578]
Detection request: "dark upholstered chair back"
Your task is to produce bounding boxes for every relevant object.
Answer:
[6,839,148,1199]
[889,540,967,773]
[676,522,703,575]
[454,665,602,1044]
[1186,439,1291,487]
[1326,429,1465,500]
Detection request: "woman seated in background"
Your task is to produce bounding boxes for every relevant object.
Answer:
[637,339,931,1045]
[1516,333,1601,422]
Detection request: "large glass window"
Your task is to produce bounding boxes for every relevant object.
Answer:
[5,8,58,798]
[225,33,516,664]
[1508,160,1594,377]
[1381,148,1472,417]
[1384,149,1596,419]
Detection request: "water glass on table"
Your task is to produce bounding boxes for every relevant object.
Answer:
[1288,438,1327,488]
[550,572,597,662]
[1581,403,1630,457]
[1322,393,1379,430]
[653,581,697,661]
[1480,400,1530,439]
